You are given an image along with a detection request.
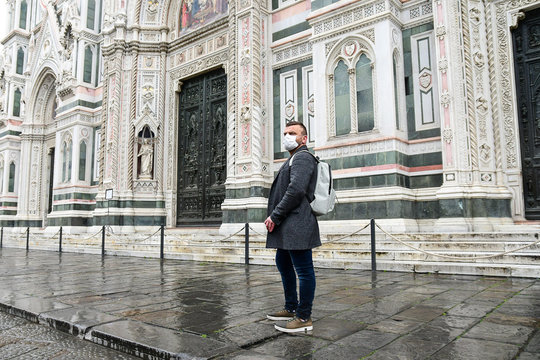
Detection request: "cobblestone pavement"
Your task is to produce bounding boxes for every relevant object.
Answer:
[0,248,538,359]
[0,311,138,359]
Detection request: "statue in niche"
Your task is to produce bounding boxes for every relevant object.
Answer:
[138,139,154,178]
[137,126,155,180]
[60,25,75,80]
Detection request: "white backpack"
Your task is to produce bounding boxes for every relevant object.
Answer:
[290,150,337,216]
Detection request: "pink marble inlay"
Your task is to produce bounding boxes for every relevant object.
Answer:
[242,17,250,48]
[242,123,251,155]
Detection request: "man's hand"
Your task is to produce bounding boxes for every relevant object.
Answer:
[264,216,275,233]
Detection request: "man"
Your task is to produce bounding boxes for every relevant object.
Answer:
[265,121,321,333]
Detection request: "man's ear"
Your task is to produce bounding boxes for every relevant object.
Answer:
[301,135,308,145]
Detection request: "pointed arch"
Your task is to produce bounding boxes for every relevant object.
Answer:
[16,47,25,75]
[326,35,377,137]
[28,69,57,125]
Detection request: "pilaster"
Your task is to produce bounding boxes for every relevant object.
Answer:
[16,124,44,222]
[433,0,512,229]
[221,0,273,226]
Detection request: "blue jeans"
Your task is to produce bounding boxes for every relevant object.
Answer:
[275,249,316,320]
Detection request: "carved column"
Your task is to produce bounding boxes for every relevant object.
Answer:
[433,0,470,191]
[462,0,499,186]
[222,0,273,225]
[433,0,513,228]
[16,126,44,223]
[102,48,123,192]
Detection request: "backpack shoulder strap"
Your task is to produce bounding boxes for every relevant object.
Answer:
[289,150,319,165]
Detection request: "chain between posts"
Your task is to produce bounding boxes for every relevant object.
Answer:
[375,223,540,261]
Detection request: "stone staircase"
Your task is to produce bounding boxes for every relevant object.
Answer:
[2,226,539,278]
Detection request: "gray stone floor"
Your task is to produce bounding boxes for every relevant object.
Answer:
[0,248,538,359]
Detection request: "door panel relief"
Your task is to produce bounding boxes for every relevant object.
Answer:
[177,69,227,225]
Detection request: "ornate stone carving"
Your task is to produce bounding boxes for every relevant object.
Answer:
[440,92,451,108]
[479,143,491,162]
[469,7,481,23]
[476,96,488,114]
[240,106,251,123]
[443,128,453,144]
[436,25,446,39]
[147,0,159,13]
[493,0,539,169]
[510,11,526,30]
[439,57,448,73]
[473,52,485,67]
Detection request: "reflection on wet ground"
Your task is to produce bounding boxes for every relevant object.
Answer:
[0,248,538,359]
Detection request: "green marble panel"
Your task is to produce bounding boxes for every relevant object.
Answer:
[272,22,311,42]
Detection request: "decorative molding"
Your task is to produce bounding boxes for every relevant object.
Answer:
[315,137,442,160]
[493,0,538,170]
[311,1,386,43]
[170,50,228,80]
[273,41,312,68]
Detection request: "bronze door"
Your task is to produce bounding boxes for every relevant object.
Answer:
[513,8,540,219]
[177,69,227,225]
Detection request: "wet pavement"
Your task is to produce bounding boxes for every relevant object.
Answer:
[0,247,538,359]
[0,311,138,359]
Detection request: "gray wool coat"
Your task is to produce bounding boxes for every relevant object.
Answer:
[266,145,322,250]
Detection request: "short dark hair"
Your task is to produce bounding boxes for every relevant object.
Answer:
[285,121,307,136]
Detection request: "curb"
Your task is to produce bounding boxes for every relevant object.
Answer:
[0,298,238,359]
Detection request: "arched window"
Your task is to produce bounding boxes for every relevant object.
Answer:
[62,140,72,182]
[8,162,15,193]
[87,0,96,30]
[62,142,67,182]
[356,54,374,132]
[79,141,87,181]
[334,60,351,136]
[13,88,21,117]
[16,47,24,75]
[328,39,376,137]
[393,55,400,130]
[83,46,93,83]
[19,0,27,29]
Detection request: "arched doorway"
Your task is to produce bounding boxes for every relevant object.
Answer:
[30,73,57,226]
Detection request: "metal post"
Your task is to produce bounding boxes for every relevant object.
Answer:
[59,227,63,253]
[160,225,164,259]
[101,225,105,256]
[26,227,29,251]
[244,223,249,265]
[370,219,376,271]
[0,227,3,248]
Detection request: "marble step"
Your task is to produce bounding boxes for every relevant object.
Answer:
[8,236,540,259]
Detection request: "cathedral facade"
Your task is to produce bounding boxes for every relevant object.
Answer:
[1,0,539,233]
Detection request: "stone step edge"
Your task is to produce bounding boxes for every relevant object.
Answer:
[99,248,540,272]
[0,300,235,359]
[14,238,540,247]
[12,240,540,249]
[11,244,540,259]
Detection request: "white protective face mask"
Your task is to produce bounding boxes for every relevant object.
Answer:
[283,134,299,151]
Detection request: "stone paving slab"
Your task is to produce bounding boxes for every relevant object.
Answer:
[89,319,237,359]
[0,296,72,323]
[0,247,539,359]
[39,308,122,337]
